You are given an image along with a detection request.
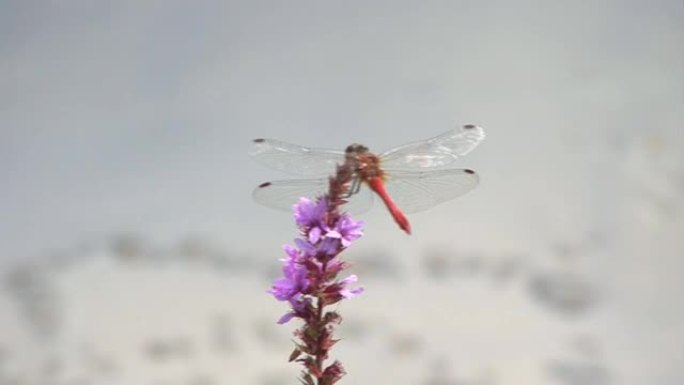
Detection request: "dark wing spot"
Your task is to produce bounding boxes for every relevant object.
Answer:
[258,181,272,188]
[253,138,265,143]
[464,124,476,130]
[464,169,475,174]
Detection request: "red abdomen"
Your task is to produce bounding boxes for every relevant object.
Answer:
[367,177,411,235]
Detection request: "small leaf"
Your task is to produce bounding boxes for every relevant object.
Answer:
[324,311,342,324]
[299,372,315,385]
[322,360,346,384]
[289,347,302,362]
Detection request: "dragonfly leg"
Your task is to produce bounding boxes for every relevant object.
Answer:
[341,177,361,198]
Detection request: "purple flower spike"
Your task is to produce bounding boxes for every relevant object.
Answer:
[270,194,364,384]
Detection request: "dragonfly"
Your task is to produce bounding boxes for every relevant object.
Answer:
[250,124,485,234]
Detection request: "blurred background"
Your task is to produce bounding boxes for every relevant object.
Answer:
[1,1,683,384]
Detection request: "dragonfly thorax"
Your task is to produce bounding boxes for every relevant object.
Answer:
[344,143,384,180]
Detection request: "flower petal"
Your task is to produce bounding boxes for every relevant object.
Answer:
[277,312,296,324]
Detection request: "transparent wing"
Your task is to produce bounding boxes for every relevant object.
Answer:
[250,138,345,177]
[379,124,485,170]
[382,169,479,214]
[252,178,374,215]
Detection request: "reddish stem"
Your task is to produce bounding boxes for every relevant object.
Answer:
[313,263,327,380]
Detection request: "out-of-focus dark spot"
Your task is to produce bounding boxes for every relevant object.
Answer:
[111,234,147,262]
[186,374,218,385]
[350,252,402,280]
[548,359,610,385]
[211,314,238,354]
[528,271,598,316]
[489,255,526,286]
[144,337,193,362]
[422,250,484,279]
[387,333,423,357]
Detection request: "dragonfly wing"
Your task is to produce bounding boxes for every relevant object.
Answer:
[253,178,330,211]
[382,169,479,214]
[250,138,345,177]
[379,125,485,170]
[253,178,373,215]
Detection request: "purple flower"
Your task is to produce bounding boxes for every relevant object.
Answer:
[308,226,323,244]
[269,246,309,302]
[277,294,311,324]
[293,197,327,229]
[318,236,341,257]
[319,274,365,306]
[277,311,296,324]
[326,214,364,247]
[338,274,364,299]
[294,238,316,256]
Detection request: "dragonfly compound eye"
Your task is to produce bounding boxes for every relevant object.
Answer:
[345,144,369,154]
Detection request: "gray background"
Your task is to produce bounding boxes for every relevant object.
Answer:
[1,1,682,384]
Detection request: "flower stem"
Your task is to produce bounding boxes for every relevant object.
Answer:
[314,296,325,381]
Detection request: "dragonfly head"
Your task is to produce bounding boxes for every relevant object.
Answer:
[345,143,369,155]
